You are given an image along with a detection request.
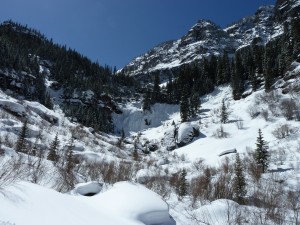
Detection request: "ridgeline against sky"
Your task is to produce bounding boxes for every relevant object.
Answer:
[0,0,275,68]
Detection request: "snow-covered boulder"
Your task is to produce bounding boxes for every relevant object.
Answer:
[73,141,85,152]
[162,126,176,151]
[218,148,237,157]
[177,122,199,147]
[0,100,26,116]
[72,181,103,196]
[24,101,59,124]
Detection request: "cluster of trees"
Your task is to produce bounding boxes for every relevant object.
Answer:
[141,15,300,123]
[14,120,77,191]
[0,21,137,133]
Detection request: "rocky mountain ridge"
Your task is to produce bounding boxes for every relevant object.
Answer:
[121,0,299,78]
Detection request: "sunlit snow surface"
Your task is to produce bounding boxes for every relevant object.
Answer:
[0,181,175,225]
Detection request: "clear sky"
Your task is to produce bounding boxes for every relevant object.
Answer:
[0,0,275,69]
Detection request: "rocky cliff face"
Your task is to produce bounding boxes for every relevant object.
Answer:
[121,20,237,77]
[121,0,299,79]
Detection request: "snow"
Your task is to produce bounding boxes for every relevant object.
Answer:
[177,122,199,146]
[72,181,103,196]
[0,100,26,116]
[113,102,179,135]
[0,181,174,225]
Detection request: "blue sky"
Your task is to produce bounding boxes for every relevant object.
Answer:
[0,0,275,69]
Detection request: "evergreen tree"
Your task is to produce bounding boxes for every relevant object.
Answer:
[190,90,201,118]
[221,52,231,83]
[142,90,151,112]
[15,120,28,153]
[152,73,160,103]
[291,17,300,59]
[47,133,60,164]
[216,57,224,85]
[166,77,174,103]
[178,169,188,199]
[121,128,125,140]
[232,53,244,100]
[220,99,229,124]
[180,85,190,122]
[255,129,269,173]
[65,138,75,174]
[232,153,247,204]
[44,92,54,110]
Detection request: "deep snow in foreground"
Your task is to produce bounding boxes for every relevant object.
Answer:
[0,181,175,225]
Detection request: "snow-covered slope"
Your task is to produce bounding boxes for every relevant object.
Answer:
[1,63,300,224]
[0,181,175,225]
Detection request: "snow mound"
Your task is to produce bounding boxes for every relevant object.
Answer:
[194,199,240,225]
[72,181,103,196]
[93,181,176,225]
[0,181,175,225]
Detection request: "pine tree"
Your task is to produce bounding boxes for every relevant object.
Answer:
[232,53,244,100]
[152,73,160,103]
[166,77,174,103]
[190,88,201,118]
[255,129,269,173]
[222,52,231,83]
[121,128,125,140]
[142,90,151,112]
[65,138,75,174]
[180,85,190,122]
[178,169,188,199]
[220,98,229,124]
[291,17,300,59]
[232,153,247,204]
[47,133,60,164]
[15,119,28,153]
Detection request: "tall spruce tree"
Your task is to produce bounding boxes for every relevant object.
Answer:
[232,53,244,100]
[166,77,174,103]
[47,133,60,164]
[65,137,75,174]
[15,120,29,153]
[232,153,247,204]
[220,98,229,124]
[152,73,160,103]
[142,90,152,112]
[178,169,188,199]
[180,85,190,122]
[255,129,269,173]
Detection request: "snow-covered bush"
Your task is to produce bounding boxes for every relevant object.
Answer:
[0,155,26,189]
[214,125,229,138]
[272,123,293,139]
[247,105,260,118]
[280,99,298,120]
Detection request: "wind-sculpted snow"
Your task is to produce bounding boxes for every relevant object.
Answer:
[0,181,175,225]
